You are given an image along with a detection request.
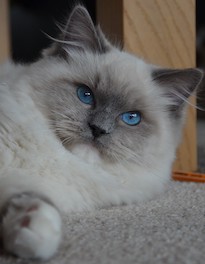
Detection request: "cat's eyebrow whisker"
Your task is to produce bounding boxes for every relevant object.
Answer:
[43,32,82,48]
[55,22,66,34]
[168,92,205,111]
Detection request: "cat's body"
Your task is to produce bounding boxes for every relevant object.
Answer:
[0,6,203,261]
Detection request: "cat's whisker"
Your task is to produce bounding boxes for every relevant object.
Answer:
[107,141,144,164]
[168,92,205,111]
[61,136,73,146]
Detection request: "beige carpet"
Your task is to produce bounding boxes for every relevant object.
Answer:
[0,120,204,264]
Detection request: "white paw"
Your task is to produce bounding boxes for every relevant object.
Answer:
[2,194,62,260]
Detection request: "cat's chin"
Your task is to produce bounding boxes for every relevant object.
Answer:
[70,143,102,164]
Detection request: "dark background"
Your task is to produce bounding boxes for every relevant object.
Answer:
[10,0,96,62]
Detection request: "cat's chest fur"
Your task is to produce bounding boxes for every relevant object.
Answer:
[70,144,102,164]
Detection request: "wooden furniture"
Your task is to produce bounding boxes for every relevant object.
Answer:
[0,0,10,61]
[97,0,197,172]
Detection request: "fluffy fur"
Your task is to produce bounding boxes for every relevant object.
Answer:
[0,5,203,260]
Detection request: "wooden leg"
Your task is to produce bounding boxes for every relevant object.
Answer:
[0,0,10,62]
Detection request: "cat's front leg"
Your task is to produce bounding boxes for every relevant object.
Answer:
[1,193,62,260]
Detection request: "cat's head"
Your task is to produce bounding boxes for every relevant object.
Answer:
[32,5,203,167]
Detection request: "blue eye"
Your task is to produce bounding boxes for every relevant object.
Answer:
[77,85,94,105]
[121,111,141,126]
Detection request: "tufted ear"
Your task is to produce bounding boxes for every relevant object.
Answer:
[43,5,112,57]
[152,68,204,113]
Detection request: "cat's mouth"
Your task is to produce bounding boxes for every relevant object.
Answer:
[56,130,116,163]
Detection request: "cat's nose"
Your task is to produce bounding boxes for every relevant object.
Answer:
[88,123,107,138]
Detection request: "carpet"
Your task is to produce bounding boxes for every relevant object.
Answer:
[0,120,204,264]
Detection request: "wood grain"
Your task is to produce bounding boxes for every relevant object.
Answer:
[0,0,10,62]
[123,0,195,68]
[97,0,197,171]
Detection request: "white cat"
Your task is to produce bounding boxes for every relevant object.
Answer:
[0,5,203,260]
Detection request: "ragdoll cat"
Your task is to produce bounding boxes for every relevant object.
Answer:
[0,5,203,261]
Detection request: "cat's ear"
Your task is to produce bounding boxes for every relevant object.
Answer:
[43,5,112,57]
[152,68,204,113]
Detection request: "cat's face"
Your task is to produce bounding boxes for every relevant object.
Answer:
[31,6,203,166]
[38,52,162,164]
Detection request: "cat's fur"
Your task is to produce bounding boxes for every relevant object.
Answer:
[0,5,203,260]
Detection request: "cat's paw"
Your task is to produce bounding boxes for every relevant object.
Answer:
[1,194,62,260]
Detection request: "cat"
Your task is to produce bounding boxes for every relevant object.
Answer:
[0,5,203,261]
